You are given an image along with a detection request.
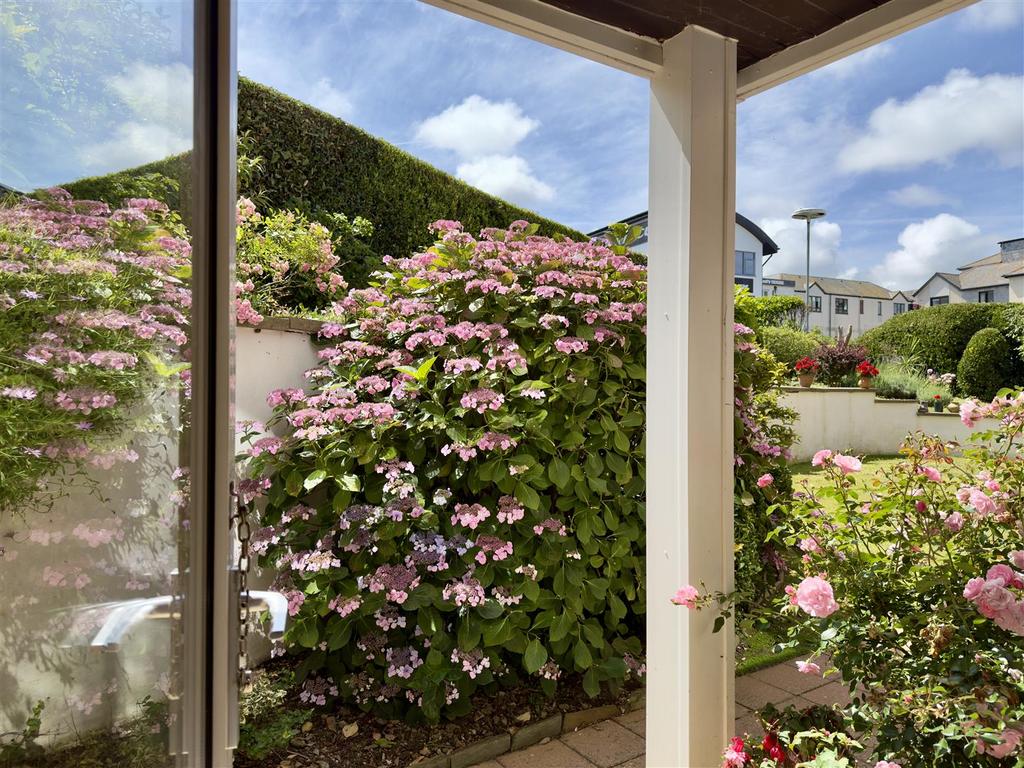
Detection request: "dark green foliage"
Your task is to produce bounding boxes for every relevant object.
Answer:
[62,78,583,269]
[62,155,191,216]
[860,303,1003,374]
[957,328,1013,401]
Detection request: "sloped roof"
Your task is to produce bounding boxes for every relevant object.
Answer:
[586,211,780,255]
[958,262,1016,290]
[770,273,893,299]
[958,252,1001,270]
[1004,262,1024,278]
[913,272,960,297]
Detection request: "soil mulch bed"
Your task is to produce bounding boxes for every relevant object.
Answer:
[235,667,641,768]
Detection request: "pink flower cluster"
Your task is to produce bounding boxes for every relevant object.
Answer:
[963,558,1024,636]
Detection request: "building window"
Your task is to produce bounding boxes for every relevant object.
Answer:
[734,250,756,277]
[930,296,949,306]
[894,302,906,314]
[835,298,848,315]
[978,290,994,303]
[859,299,864,314]
[735,277,754,291]
[878,301,883,316]
[809,295,821,313]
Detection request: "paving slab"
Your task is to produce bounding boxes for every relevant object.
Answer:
[750,660,832,695]
[561,720,644,768]
[495,738,595,768]
[735,676,791,710]
[612,708,644,738]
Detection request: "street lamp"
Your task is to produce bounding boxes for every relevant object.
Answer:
[791,208,827,331]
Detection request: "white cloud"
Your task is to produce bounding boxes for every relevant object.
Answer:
[959,0,1024,30]
[811,42,892,79]
[415,95,539,158]
[886,183,956,208]
[306,77,354,117]
[456,154,554,206]
[81,62,192,170]
[839,69,1024,172]
[760,218,844,277]
[867,213,991,289]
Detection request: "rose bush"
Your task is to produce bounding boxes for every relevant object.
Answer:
[768,391,1024,765]
[242,220,647,721]
[0,189,190,514]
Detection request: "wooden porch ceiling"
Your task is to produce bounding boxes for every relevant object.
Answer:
[536,0,887,69]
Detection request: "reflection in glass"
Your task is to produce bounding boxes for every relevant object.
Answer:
[1,2,195,764]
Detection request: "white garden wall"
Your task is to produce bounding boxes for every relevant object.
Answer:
[781,387,991,461]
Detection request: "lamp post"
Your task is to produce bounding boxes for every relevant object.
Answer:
[791,208,827,331]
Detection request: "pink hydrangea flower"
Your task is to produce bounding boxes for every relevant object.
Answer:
[670,585,699,609]
[756,473,773,488]
[794,576,839,618]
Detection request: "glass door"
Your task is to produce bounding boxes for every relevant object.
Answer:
[0,1,235,764]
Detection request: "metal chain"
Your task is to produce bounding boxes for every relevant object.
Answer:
[231,482,253,688]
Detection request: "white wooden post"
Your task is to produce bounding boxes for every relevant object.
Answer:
[646,25,736,768]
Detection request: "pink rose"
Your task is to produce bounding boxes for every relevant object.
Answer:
[756,473,774,488]
[833,453,862,475]
[944,512,964,532]
[917,465,942,483]
[963,577,986,601]
[987,564,1017,586]
[959,399,982,427]
[671,585,699,609]
[794,576,839,618]
[1010,551,1024,570]
[795,660,821,676]
[874,762,902,768]
[811,449,833,467]
[969,488,997,516]
[976,582,1016,619]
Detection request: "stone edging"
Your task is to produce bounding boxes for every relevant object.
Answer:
[410,689,645,768]
[254,316,325,335]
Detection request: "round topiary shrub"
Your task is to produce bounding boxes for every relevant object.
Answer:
[957,327,1013,401]
[758,326,826,369]
[243,220,646,721]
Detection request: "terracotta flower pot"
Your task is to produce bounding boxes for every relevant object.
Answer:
[798,373,816,388]
[858,376,873,390]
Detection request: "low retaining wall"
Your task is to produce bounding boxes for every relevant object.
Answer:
[780,387,988,461]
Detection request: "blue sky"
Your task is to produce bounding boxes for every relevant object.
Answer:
[2,1,1022,291]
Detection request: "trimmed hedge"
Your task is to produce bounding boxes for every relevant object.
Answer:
[747,294,805,327]
[63,78,584,263]
[860,303,1002,374]
[957,328,1012,401]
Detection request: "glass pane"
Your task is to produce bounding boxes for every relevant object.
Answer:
[0,2,197,764]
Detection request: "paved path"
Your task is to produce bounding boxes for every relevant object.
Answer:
[472,659,846,768]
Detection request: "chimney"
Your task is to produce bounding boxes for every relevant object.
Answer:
[999,238,1024,262]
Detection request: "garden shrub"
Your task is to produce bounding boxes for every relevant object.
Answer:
[872,362,921,400]
[733,289,797,601]
[813,331,866,387]
[63,79,585,269]
[234,200,372,322]
[860,303,1001,375]
[744,293,805,328]
[0,190,190,513]
[758,325,827,369]
[958,327,1013,401]
[243,221,646,722]
[773,396,1024,765]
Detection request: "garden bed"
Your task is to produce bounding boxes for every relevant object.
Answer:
[235,662,642,768]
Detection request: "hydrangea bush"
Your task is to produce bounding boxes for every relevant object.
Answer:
[0,190,190,513]
[765,393,1023,765]
[243,220,646,721]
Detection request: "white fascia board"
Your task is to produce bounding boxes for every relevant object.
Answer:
[420,0,662,77]
[737,0,979,100]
